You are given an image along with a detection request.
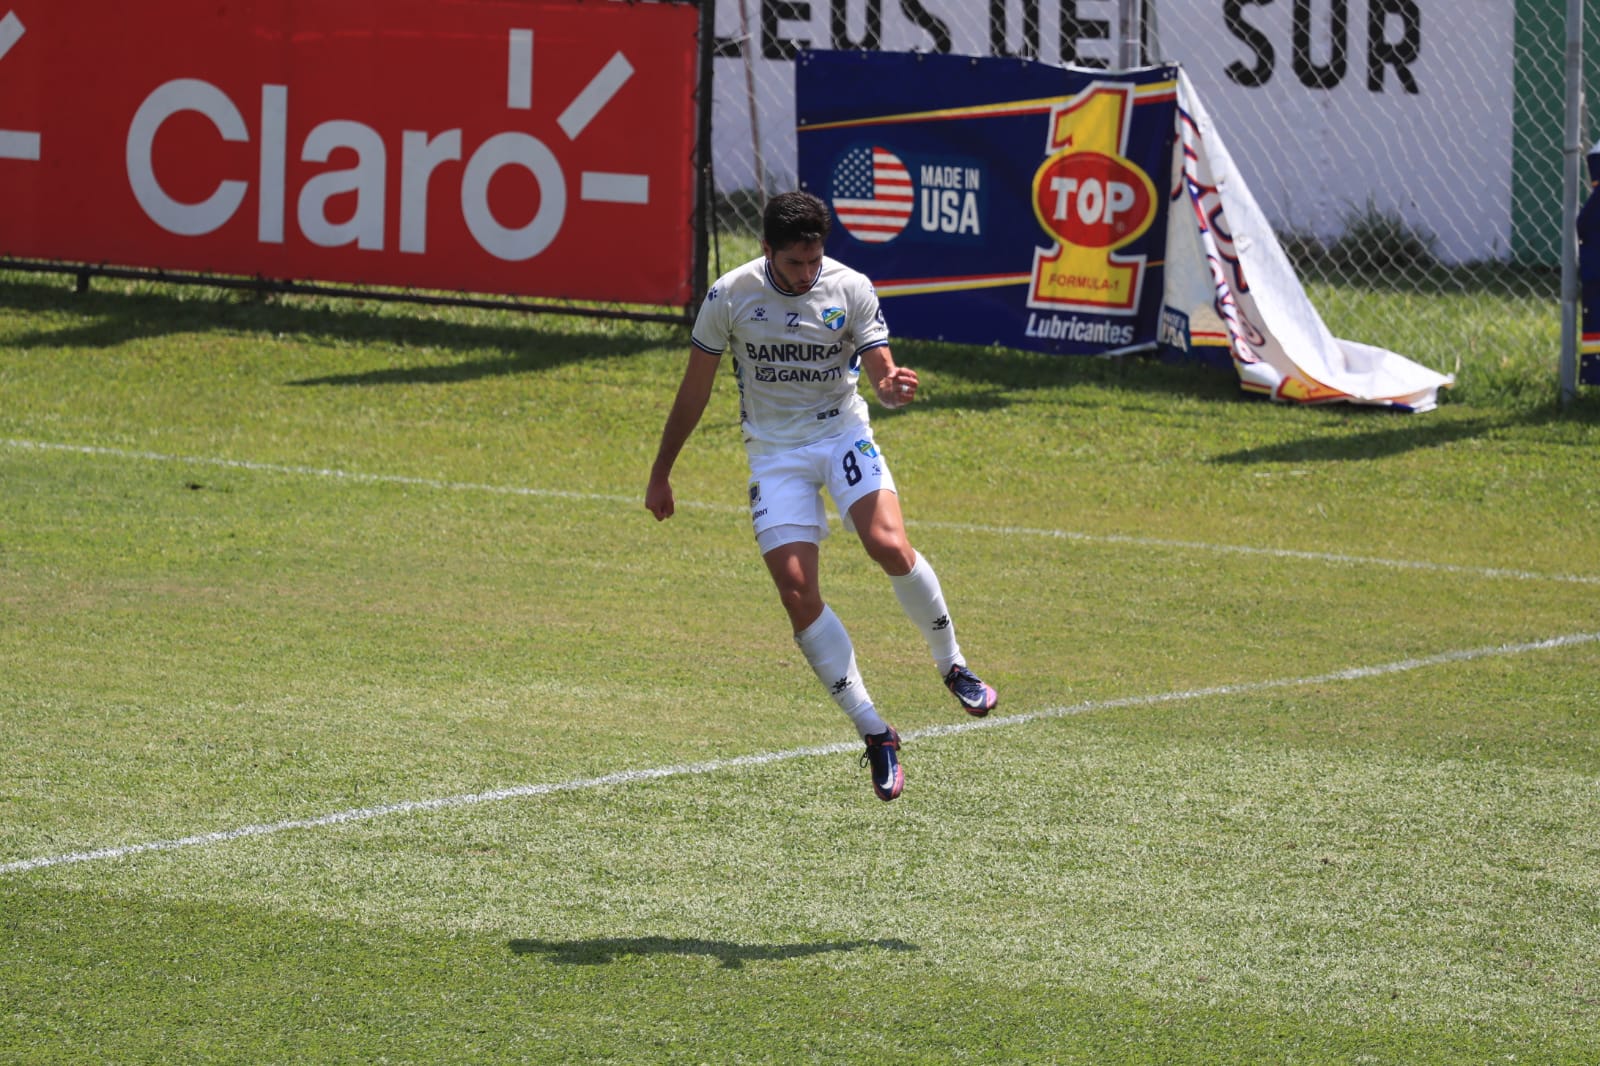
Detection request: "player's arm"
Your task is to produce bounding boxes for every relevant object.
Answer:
[862,343,918,408]
[645,348,720,521]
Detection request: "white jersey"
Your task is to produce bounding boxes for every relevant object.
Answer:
[691,255,890,455]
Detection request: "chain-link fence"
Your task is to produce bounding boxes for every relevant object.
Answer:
[706,0,1594,398]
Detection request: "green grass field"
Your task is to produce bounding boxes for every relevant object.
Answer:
[3,271,1599,1063]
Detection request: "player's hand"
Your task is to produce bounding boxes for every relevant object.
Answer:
[876,367,918,408]
[645,475,675,521]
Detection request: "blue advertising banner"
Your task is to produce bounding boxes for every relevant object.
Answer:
[796,50,1178,356]
[1580,143,1600,387]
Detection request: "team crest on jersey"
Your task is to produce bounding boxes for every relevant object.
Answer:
[749,482,761,504]
[854,439,878,458]
[821,307,846,331]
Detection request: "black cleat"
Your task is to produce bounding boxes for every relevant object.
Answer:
[944,664,998,717]
[860,727,903,801]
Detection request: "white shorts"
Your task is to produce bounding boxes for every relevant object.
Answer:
[748,430,897,554]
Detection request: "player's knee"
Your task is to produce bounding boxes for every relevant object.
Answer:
[779,590,823,631]
[775,579,820,616]
[863,530,914,574]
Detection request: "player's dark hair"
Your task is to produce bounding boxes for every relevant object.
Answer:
[762,190,831,250]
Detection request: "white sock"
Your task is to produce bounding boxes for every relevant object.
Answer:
[889,550,962,676]
[794,605,888,738]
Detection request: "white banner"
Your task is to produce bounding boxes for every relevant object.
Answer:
[1164,70,1454,410]
[711,0,1516,262]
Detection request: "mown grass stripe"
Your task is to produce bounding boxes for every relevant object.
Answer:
[6,437,1598,588]
[5,629,1595,878]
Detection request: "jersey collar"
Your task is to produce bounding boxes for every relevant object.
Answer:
[763,257,825,298]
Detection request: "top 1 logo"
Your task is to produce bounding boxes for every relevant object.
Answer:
[1028,79,1166,315]
[1032,149,1155,252]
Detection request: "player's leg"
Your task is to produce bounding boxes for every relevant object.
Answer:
[847,479,916,576]
[760,537,884,737]
[751,448,901,799]
[834,440,998,717]
[761,537,901,801]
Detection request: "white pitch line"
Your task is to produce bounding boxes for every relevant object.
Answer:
[4,630,1597,878]
[910,518,1600,587]
[3,437,640,508]
[6,437,1599,588]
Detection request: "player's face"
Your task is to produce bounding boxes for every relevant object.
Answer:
[764,239,825,295]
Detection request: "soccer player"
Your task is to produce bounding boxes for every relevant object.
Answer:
[644,190,998,802]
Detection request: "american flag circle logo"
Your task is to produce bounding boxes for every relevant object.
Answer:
[830,145,913,243]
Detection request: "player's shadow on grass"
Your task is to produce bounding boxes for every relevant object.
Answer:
[508,935,918,969]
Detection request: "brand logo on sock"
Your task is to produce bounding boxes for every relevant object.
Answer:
[831,677,851,695]
[932,614,951,631]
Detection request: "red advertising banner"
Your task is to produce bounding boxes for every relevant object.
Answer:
[0,0,701,307]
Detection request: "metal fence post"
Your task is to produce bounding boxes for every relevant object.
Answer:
[1560,0,1585,406]
[1118,0,1143,68]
